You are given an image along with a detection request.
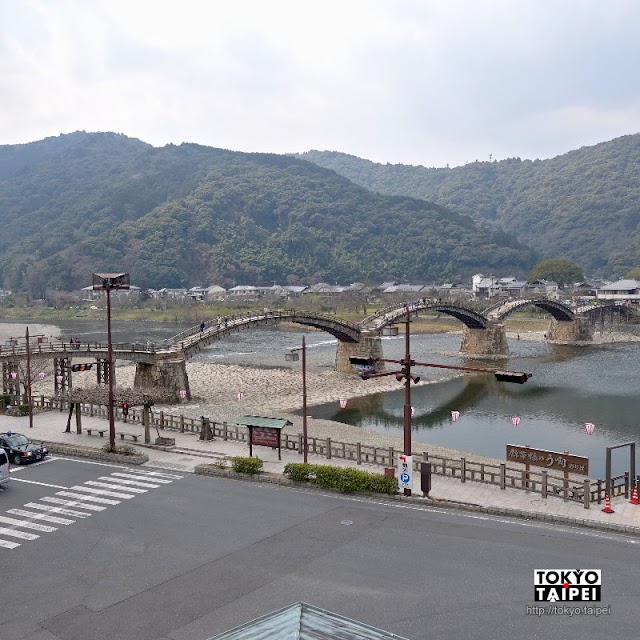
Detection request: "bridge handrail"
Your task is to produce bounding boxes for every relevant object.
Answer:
[166,310,361,348]
[360,299,436,327]
[0,340,161,358]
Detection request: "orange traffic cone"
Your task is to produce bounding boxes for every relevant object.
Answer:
[630,484,639,505]
[602,493,615,514]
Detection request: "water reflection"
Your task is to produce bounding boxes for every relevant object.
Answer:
[312,340,640,479]
[3,319,637,478]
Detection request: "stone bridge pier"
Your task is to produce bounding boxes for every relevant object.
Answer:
[134,354,191,400]
[460,323,509,357]
[335,333,384,374]
[547,317,593,343]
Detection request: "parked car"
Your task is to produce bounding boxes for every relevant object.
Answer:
[0,432,48,465]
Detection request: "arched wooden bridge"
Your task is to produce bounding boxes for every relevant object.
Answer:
[0,300,632,399]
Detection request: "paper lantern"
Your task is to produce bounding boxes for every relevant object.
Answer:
[339,399,347,409]
[179,389,187,399]
[585,422,595,435]
[511,416,521,428]
[236,392,245,401]
[411,406,416,417]
[451,410,460,422]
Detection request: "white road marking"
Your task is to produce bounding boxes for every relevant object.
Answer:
[23,502,92,518]
[125,469,183,480]
[111,472,173,484]
[40,496,106,511]
[0,539,20,549]
[83,481,146,494]
[0,515,57,532]
[7,509,75,525]
[68,485,134,499]
[0,527,39,540]
[98,476,160,488]
[10,478,68,489]
[56,491,120,505]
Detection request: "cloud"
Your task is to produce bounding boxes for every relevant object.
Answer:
[1,0,639,167]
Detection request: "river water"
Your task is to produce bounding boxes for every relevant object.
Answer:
[5,318,638,478]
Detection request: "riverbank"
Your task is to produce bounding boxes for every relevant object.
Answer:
[113,361,510,466]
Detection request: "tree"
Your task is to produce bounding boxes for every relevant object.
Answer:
[528,259,584,287]
[625,267,640,280]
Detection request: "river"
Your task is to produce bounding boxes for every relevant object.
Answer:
[3,318,638,478]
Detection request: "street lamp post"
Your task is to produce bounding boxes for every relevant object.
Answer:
[286,335,308,463]
[350,304,532,497]
[26,327,33,429]
[92,272,130,449]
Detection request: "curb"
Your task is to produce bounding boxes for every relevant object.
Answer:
[44,441,149,465]
[194,464,640,538]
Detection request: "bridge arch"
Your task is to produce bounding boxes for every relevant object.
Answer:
[361,301,488,331]
[169,310,361,359]
[486,299,574,322]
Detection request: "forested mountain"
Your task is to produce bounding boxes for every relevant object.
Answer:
[297,134,640,278]
[0,132,536,295]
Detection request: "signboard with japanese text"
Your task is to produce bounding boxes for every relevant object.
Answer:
[251,427,280,448]
[397,454,413,490]
[506,444,589,476]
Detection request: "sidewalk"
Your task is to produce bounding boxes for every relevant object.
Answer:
[4,410,640,536]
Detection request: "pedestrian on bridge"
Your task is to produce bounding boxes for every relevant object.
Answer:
[200,321,205,333]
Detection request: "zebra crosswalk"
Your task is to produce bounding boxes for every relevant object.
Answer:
[0,469,182,550]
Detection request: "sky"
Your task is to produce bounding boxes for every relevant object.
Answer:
[1,0,639,168]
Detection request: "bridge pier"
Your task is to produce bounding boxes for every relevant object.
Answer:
[134,354,191,401]
[547,317,593,343]
[460,323,509,357]
[335,333,384,374]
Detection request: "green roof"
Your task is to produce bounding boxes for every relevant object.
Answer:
[236,415,292,429]
[208,602,410,640]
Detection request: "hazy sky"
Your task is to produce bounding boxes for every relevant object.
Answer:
[2,0,639,167]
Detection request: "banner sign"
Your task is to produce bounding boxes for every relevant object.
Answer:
[506,444,589,476]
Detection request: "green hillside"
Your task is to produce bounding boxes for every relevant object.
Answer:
[297,134,640,278]
[0,132,536,295]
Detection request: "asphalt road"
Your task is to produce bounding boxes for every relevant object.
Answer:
[0,455,638,640]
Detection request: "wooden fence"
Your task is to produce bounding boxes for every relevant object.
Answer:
[30,396,635,509]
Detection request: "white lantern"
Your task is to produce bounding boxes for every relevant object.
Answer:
[339,399,347,409]
[511,416,521,428]
[451,410,460,422]
[585,422,595,435]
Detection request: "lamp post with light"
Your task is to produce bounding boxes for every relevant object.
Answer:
[92,272,130,449]
[286,335,308,463]
[350,304,532,496]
